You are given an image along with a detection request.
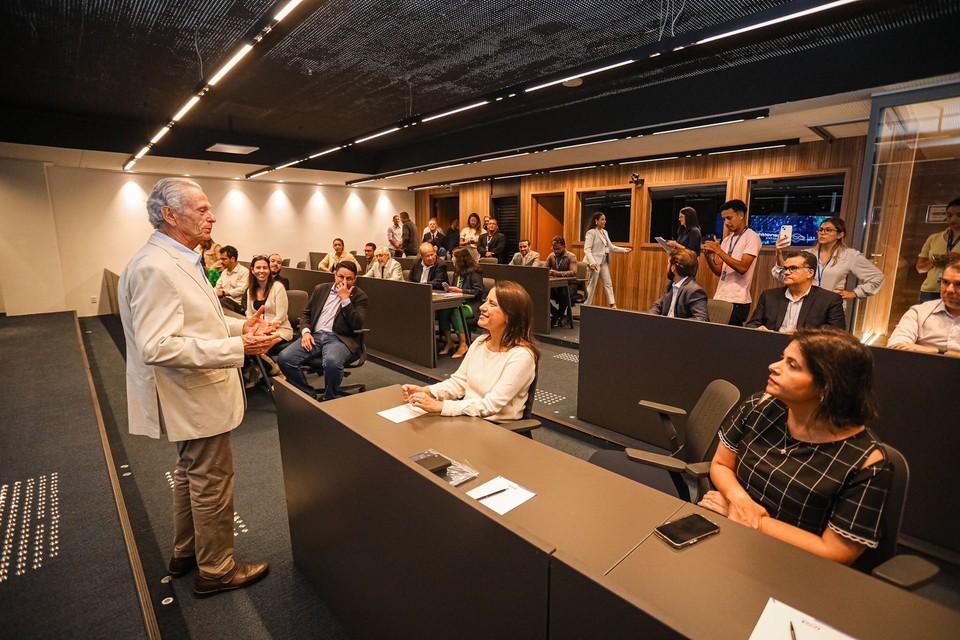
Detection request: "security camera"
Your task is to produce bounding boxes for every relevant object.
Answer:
[630,173,645,186]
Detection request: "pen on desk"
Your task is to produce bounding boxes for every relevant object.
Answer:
[789,621,797,640]
[475,487,508,501]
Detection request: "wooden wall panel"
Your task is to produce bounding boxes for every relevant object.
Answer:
[417,137,868,312]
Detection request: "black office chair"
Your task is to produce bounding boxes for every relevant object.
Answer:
[298,329,370,397]
[707,299,733,325]
[282,258,290,267]
[479,257,498,265]
[488,366,540,438]
[855,443,939,590]
[588,379,740,502]
[285,290,309,333]
[296,260,307,269]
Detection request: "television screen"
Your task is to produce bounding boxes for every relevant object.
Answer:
[749,214,832,246]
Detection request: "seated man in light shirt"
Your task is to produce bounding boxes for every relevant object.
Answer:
[365,246,403,280]
[747,251,845,332]
[317,238,361,273]
[214,244,249,313]
[649,248,708,321]
[888,259,960,358]
[510,239,543,267]
[277,262,368,400]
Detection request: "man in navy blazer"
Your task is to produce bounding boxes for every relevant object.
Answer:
[279,261,368,400]
[649,248,708,321]
[747,251,846,332]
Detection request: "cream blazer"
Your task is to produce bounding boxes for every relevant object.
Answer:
[583,228,626,266]
[245,281,293,341]
[119,234,246,442]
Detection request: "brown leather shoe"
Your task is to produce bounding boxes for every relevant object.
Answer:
[168,555,196,577]
[193,562,269,598]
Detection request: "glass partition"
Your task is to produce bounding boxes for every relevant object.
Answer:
[856,91,960,343]
[578,188,632,242]
[747,174,845,246]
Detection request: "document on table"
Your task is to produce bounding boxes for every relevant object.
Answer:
[433,292,462,298]
[466,476,535,515]
[377,403,427,423]
[749,598,857,640]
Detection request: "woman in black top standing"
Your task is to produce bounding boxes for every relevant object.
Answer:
[698,328,890,565]
[668,206,702,255]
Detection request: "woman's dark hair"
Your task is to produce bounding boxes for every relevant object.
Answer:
[486,280,539,363]
[793,328,878,429]
[678,207,700,230]
[589,212,604,229]
[248,255,275,298]
[467,213,481,230]
[452,247,480,275]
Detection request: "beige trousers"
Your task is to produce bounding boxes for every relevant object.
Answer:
[172,432,236,578]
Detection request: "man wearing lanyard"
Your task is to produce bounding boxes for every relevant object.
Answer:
[702,199,762,326]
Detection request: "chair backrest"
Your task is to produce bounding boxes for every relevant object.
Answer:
[522,363,539,419]
[707,298,734,325]
[855,442,908,572]
[403,270,411,281]
[576,261,588,280]
[282,258,291,266]
[286,290,310,331]
[482,278,495,297]
[479,257,498,264]
[296,260,307,269]
[680,379,740,464]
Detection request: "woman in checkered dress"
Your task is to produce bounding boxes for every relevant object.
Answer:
[698,328,891,565]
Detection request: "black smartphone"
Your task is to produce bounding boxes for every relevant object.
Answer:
[654,513,720,549]
[703,233,716,243]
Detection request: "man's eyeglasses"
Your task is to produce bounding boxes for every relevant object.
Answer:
[782,265,812,273]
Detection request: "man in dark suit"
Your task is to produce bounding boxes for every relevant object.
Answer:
[400,211,418,257]
[478,218,507,263]
[747,251,846,332]
[408,242,449,289]
[278,262,367,400]
[649,248,708,321]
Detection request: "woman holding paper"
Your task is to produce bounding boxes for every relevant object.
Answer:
[403,281,538,422]
[697,328,891,565]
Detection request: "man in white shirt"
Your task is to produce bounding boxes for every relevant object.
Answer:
[214,245,249,313]
[387,214,404,257]
[703,199,762,326]
[747,252,845,332]
[888,260,960,358]
[510,239,543,267]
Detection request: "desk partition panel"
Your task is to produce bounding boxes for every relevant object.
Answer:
[282,267,333,296]
[577,306,960,555]
[307,251,327,270]
[478,264,551,334]
[358,277,436,367]
[275,381,551,639]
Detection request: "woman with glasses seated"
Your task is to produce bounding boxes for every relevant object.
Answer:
[698,328,891,565]
[403,281,538,422]
[773,217,884,307]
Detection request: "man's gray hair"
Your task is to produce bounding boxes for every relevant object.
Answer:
[373,246,391,258]
[146,177,203,229]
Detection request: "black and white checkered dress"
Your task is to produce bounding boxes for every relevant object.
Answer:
[719,393,891,548]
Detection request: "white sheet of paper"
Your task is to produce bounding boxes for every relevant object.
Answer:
[749,598,857,640]
[654,236,673,253]
[377,403,427,423]
[465,476,536,515]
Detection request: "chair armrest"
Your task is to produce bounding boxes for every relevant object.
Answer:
[498,419,540,435]
[684,461,713,479]
[625,448,686,472]
[354,328,370,334]
[872,555,939,590]
[637,400,686,417]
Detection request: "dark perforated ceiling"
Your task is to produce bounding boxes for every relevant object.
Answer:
[1,0,958,177]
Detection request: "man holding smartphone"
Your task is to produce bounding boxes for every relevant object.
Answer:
[702,200,762,326]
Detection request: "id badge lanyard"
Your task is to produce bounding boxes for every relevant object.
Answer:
[719,231,744,281]
[816,248,834,287]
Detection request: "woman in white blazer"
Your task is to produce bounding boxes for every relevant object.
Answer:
[583,212,632,308]
[245,256,293,341]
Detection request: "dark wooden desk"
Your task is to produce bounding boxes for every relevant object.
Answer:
[550,503,960,639]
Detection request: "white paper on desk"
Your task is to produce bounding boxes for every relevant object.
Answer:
[749,598,858,640]
[377,403,427,423]
[465,476,536,515]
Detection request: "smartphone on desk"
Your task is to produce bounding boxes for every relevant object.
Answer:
[655,513,720,549]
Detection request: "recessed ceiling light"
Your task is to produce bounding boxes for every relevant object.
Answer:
[207,143,260,155]
[562,78,583,88]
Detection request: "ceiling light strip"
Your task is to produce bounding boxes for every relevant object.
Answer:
[651,118,745,135]
[308,146,343,159]
[525,59,635,93]
[695,0,860,46]
[122,1,310,171]
[554,138,619,151]
[481,152,530,162]
[355,127,401,144]
[422,101,489,122]
[707,144,786,156]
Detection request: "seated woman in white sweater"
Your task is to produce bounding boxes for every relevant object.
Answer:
[403,281,538,421]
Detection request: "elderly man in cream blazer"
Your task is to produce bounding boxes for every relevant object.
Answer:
[119,178,280,598]
[365,245,403,280]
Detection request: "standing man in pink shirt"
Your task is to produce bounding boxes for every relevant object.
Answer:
[702,199,762,326]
